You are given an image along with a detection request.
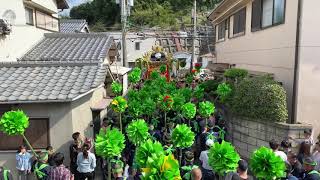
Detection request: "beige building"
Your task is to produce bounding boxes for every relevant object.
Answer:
[209,0,320,139]
[0,0,68,62]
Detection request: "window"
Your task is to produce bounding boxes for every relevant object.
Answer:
[25,7,33,25]
[218,20,227,40]
[135,42,141,50]
[0,118,49,150]
[35,10,59,31]
[233,8,246,35]
[251,0,285,31]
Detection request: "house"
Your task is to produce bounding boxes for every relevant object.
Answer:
[109,31,157,68]
[59,19,90,33]
[0,32,121,176]
[208,0,320,139]
[0,0,68,62]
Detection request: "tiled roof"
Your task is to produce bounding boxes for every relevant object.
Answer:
[20,33,113,62]
[59,19,88,33]
[0,62,107,103]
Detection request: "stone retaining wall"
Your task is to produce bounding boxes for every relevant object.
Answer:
[228,117,312,159]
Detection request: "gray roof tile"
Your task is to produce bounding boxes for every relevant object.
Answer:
[20,33,113,62]
[0,62,107,103]
[59,19,89,33]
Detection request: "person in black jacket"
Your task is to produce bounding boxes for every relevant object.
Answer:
[303,157,320,180]
[288,152,304,178]
[0,166,13,180]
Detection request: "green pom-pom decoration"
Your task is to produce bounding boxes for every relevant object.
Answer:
[159,65,167,74]
[142,98,157,117]
[135,139,165,168]
[198,101,215,118]
[172,93,186,111]
[111,81,123,95]
[0,110,29,135]
[159,95,174,112]
[216,83,232,102]
[179,88,192,102]
[129,67,142,84]
[111,96,128,113]
[193,85,204,100]
[250,147,286,180]
[208,141,240,176]
[95,127,125,158]
[128,100,143,118]
[172,124,195,148]
[126,119,150,146]
[141,154,182,180]
[181,103,196,120]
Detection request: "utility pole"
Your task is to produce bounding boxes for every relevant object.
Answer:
[190,0,197,72]
[121,0,128,67]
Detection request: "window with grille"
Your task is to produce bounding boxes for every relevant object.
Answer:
[252,0,285,31]
[218,20,227,40]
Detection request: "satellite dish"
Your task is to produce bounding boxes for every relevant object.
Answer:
[2,10,16,25]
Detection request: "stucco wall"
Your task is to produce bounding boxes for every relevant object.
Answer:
[0,0,54,62]
[32,0,58,13]
[296,0,320,140]
[214,0,299,120]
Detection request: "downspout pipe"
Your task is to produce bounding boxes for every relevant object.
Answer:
[291,0,303,124]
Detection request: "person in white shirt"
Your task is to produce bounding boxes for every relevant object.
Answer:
[312,142,320,171]
[199,139,214,180]
[76,143,96,180]
[269,139,287,162]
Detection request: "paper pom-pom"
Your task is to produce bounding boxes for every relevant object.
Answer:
[172,124,195,148]
[126,119,150,146]
[95,127,125,158]
[172,93,186,111]
[208,141,240,176]
[0,110,29,135]
[250,146,286,179]
[128,100,143,118]
[181,103,196,120]
[135,139,165,168]
[159,95,174,112]
[142,154,181,180]
[216,83,232,102]
[193,85,204,100]
[129,67,142,83]
[111,96,128,113]
[142,98,156,117]
[111,81,123,95]
[198,101,215,118]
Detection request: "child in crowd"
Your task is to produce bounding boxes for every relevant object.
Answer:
[297,141,312,164]
[46,146,55,166]
[269,139,287,162]
[16,145,32,180]
[33,152,51,180]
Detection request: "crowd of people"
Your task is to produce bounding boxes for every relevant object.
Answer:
[1,118,320,180]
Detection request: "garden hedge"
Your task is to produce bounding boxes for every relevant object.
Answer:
[230,76,288,122]
[224,68,248,80]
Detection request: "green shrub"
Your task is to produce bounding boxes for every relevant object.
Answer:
[224,68,248,80]
[230,76,288,122]
[200,80,219,93]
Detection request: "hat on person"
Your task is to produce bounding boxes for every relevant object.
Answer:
[185,151,194,162]
[304,157,317,166]
[206,139,214,147]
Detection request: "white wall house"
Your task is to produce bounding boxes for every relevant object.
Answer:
[0,0,68,62]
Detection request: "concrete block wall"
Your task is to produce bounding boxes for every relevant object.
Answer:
[228,117,312,159]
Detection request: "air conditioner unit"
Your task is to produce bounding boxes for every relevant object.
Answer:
[0,19,12,35]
